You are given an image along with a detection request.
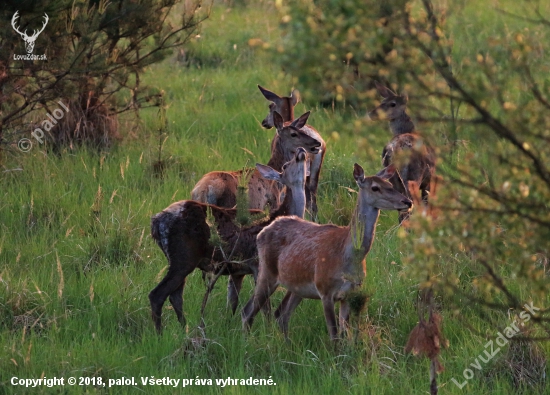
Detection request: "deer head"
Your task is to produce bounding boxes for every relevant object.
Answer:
[354,164,413,211]
[258,85,299,129]
[273,111,321,157]
[12,11,49,54]
[367,81,409,121]
[256,147,309,191]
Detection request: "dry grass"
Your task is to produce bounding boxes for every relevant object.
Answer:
[52,93,119,150]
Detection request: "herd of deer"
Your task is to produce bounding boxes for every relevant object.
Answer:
[149,82,436,341]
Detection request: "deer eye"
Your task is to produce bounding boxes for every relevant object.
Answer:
[282,163,288,170]
[371,185,380,192]
[390,102,396,107]
[291,132,297,137]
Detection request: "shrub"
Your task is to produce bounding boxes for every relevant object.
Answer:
[0,0,209,153]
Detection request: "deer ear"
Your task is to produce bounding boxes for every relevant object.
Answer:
[374,81,396,98]
[353,163,365,183]
[376,164,396,180]
[290,89,299,106]
[256,163,281,182]
[291,111,310,129]
[273,111,284,132]
[258,85,282,104]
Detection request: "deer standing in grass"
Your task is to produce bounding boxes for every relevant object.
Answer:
[242,164,412,340]
[368,82,436,223]
[191,111,320,211]
[258,85,326,221]
[150,148,310,333]
[192,111,320,310]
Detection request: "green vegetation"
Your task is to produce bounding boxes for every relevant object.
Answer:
[1,1,548,394]
[0,0,206,151]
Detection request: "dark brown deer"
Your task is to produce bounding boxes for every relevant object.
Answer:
[191,111,320,210]
[150,148,310,333]
[258,85,326,221]
[242,164,412,340]
[368,82,436,223]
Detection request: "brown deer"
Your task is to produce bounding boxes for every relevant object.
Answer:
[259,85,327,221]
[242,164,412,340]
[368,82,436,223]
[191,111,320,211]
[192,110,319,311]
[150,148,309,333]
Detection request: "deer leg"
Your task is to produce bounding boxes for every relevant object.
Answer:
[305,184,313,220]
[252,268,272,317]
[276,292,302,339]
[308,187,318,223]
[149,268,191,334]
[227,274,244,314]
[321,295,338,340]
[274,290,292,320]
[338,300,351,339]
[307,151,323,222]
[396,167,412,224]
[242,275,279,331]
[168,281,186,328]
[420,177,431,206]
[261,297,272,317]
[398,167,411,198]
[421,188,430,205]
[305,177,318,221]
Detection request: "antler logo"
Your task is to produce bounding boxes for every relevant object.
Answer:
[12,11,49,54]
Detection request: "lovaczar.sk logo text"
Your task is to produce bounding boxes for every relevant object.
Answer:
[12,11,48,60]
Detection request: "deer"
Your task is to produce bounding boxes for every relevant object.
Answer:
[258,85,326,221]
[191,110,320,211]
[367,82,436,223]
[11,11,49,54]
[242,164,412,340]
[150,147,310,334]
[191,111,320,309]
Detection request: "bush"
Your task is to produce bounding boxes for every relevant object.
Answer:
[0,0,209,153]
[275,0,407,109]
[277,0,550,340]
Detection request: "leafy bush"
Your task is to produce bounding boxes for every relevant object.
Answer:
[278,0,550,341]
[275,0,407,109]
[0,0,209,152]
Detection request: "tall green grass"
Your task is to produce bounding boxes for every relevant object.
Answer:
[0,1,548,394]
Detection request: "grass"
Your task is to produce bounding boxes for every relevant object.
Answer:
[1,1,548,394]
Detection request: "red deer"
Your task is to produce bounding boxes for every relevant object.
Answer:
[368,82,436,223]
[242,164,412,340]
[259,85,326,221]
[191,111,320,211]
[150,148,309,333]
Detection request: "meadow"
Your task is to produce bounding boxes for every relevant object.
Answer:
[1,1,548,394]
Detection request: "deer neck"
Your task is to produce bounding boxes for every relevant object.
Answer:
[389,111,415,136]
[348,199,380,258]
[266,136,285,171]
[266,139,296,171]
[269,184,306,220]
